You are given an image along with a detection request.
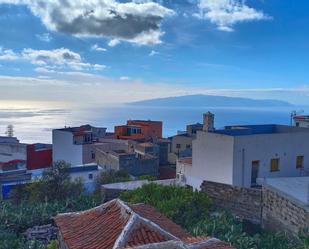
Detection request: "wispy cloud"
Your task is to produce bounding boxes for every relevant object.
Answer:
[149,50,159,56]
[108,39,121,47]
[36,33,52,42]
[0,47,106,71]
[194,0,271,32]
[0,47,19,60]
[0,73,308,106]
[91,44,107,52]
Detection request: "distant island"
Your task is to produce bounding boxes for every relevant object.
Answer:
[128,94,292,107]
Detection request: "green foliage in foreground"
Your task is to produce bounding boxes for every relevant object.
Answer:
[121,183,212,228]
[121,183,309,249]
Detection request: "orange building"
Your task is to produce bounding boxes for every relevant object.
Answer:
[115,120,162,141]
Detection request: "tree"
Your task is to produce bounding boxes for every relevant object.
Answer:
[10,161,84,203]
[5,124,14,137]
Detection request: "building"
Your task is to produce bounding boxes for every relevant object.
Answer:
[52,125,107,166]
[101,179,180,202]
[176,157,192,183]
[168,123,203,165]
[293,115,309,128]
[115,120,162,141]
[95,149,159,177]
[183,113,309,189]
[68,163,103,192]
[54,199,233,249]
[0,136,27,163]
[27,143,52,170]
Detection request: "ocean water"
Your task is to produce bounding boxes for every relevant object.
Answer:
[0,105,307,144]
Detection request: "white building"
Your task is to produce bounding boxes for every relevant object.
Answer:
[293,115,309,128]
[180,113,309,190]
[0,136,27,164]
[52,125,130,168]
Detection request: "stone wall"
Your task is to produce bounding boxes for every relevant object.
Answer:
[201,181,262,224]
[262,186,309,235]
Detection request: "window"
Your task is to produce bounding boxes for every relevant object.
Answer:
[88,173,93,180]
[296,156,304,169]
[91,151,95,159]
[176,144,181,149]
[296,122,300,127]
[186,144,191,149]
[270,158,280,172]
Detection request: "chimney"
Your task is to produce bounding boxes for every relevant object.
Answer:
[203,112,215,132]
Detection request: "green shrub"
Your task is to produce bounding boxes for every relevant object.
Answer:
[121,183,212,227]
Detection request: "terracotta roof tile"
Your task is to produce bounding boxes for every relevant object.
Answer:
[129,203,189,238]
[54,200,130,249]
[125,224,169,247]
[54,199,234,249]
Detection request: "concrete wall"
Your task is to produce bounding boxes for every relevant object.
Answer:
[52,130,83,166]
[191,132,234,189]
[0,142,27,163]
[69,169,101,192]
[233,132,309,187]
[201,181,262,224]
[262,186,309,235]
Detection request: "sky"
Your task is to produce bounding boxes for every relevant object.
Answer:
[0,0,309,108]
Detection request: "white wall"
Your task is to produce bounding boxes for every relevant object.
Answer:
[233,132,309,187]
[52,130,83,166]
[0,143,27,162]
[190,131,234,189]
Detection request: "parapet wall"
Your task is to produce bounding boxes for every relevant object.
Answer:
[201,181,262,224]
[201,180,309,235]
[262,186,309,235]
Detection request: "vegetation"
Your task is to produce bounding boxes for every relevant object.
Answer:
[10,161,84,204]
[121,183,309,249]
[121,183,211,227]
[137,175,157,181]
[0,161,100,249]
[2,165,308,249]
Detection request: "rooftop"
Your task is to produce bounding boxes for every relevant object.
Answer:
[213,124,309,137]
[54,199,233,249]
[262,177,309,206]
[57,124,107,134]
[177,157,192,166]
[294,115,309,121]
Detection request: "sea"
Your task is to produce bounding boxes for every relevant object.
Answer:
[0,105,308,144]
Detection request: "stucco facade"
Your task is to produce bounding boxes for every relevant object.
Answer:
[189,124,309,189]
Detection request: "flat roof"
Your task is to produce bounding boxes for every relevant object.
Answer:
[263,177,309,205]
[213,124,309,137]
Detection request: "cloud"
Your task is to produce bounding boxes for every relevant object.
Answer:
[108,39,121,47]
[91,44,107,52]
[0,73,308,106]
[194,0,270,32]
[120,76,130,80]
[0,47,19,60]
[149,50,159,56]
[0,47,106,71]
[36,33,52,42]
[1,0,174,45]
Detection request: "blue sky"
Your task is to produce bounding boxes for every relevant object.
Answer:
[0,0,308,107]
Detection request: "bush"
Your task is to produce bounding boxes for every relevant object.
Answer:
[10,161,84,204]
[121,183,212,227]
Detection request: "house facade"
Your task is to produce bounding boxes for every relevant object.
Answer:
[182,113,309,189]
[52,125,107,166]
[115,120,162,141]
[293,115,309,128]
